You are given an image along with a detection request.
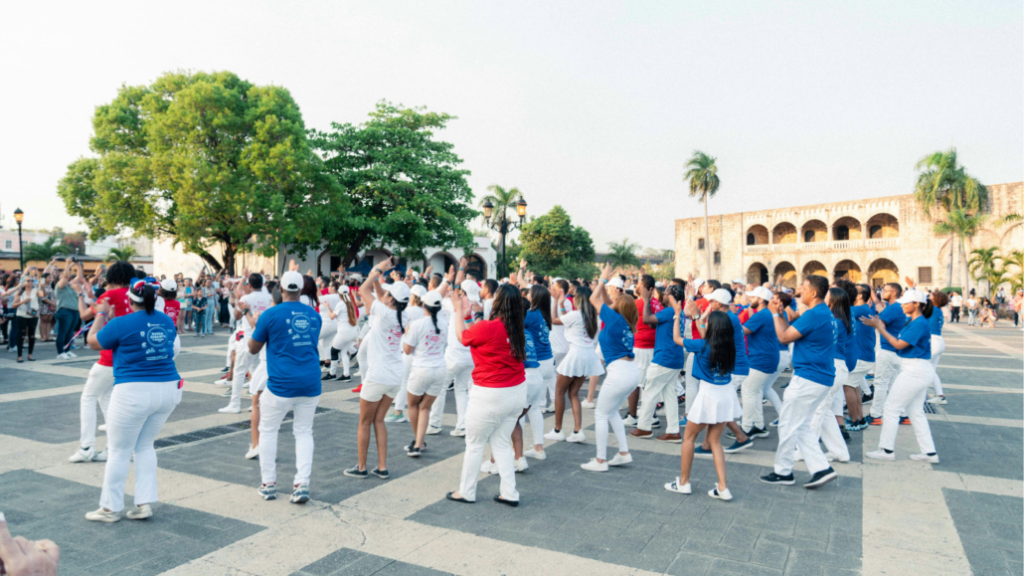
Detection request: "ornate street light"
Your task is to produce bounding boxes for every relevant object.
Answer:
[13,208,24,271]
[482,196,527,277]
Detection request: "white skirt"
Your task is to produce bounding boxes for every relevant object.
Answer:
[556,345,605,378]
[687,379,742,425]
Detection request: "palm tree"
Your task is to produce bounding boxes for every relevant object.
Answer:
[968,247,1002,296]
[606,238,641,270]
[479,185,522,228]
[107,246,137,262]
[1000,213,1022,225]
[914,148,987,287]
[1003,249,1024,293]
[934,209,985,292]
[684,151,720,277]
[22,237,72,263]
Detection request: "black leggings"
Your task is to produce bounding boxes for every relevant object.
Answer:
[16,316,37,357]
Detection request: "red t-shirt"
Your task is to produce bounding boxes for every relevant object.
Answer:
[461,319,526,388]
[94,287,132,367]
[691,298,709,339]
[164,299,181,325]
[633,297,662,349]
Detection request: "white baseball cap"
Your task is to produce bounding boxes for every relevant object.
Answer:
[745,287,773,302]
[896,289,928,305]
[384,281,411,303]
[460,279,481,303]
[654,281,664,288]
[732,278,745,285]
[281,271,303,292]
[693,278,705,291]
[708,288,733,305]
[607,277,624,289]
[410,284,427,298]
[160,278,177,292]
[421,290,442,307]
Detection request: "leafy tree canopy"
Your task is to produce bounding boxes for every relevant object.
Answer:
[518,205,597,279]
[311,102,476,268]
[57,70,339,273]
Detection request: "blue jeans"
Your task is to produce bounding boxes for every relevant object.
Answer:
[195,310,206,333]
[55,308,80,355]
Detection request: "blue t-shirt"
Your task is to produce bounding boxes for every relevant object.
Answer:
[878,303,907,353]
[831,315,849,363]
[652,307,686,369]
[850,304,876,362]
[598,305,635,365]
[727,311,749,376]
[742,309,778,374]
[524,328,539,369]
[683,339,732,385]
[844,320,858,372]
[790,303,836,386]
[524,309,553,361]
[897,316,932,360]
[251,302,323,398]
[96,310,180,385]
[928,308,944,336]
[778,309,792,352]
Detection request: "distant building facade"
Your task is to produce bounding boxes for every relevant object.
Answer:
[674,182,1023,292]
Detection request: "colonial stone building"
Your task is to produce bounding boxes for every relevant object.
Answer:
[674,182,1022,292]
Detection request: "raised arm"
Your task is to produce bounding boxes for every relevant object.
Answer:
[768,298,802,344]
[436,265,455,298]
[672,300,686,346]
[639,284,658,326]
[360,257,393,314]
[591,263,613,313]
[516,260,530,289]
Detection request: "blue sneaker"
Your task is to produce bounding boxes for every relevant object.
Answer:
[694,445,713,455]
[865,373,874,380]
[258,483,276,500]
[290,483,309,504]
[769,418,780,427]
[724,439,753,453]
[678,417,688,427]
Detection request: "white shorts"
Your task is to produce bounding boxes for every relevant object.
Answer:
[248,361,268,395]
[406,366,448,398]
[360,381,401,403]
[525,367,547,407]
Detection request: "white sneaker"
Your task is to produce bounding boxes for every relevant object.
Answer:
[708,485,733,501]
[544,429,566,441]
[581,458,609,472]
[218,406,242,414]
[220,389,232,397]
[622,415,638,427]
[94,450,108,462]
[246,405,253,412]
[450,428,466,437]
[85,508,120,523]
[866,450,896,461]
[68,447,96,463]
[826,452,850,463]
[608,453,633,466]
[664,477,691,494]
[909,453,940,463]
[126,504,153,520]
[98,424,107,432]
[515,457,529,472]
[57,352,69,360]
[543,403,555,414]
[523,448,547,460]
[566,431,586,443]
[480,460,498,474]
[581,400,596,409]
[66,351,78,358]
[425,426,442,435]
[245,444,260,459]
[214,377,231,386]
[926,396,947,405]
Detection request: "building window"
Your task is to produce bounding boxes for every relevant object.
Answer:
[835,225,849,241]
[746,233,755,246]
[698,238,705,250]
[918,267,932,284]
[713,251,721,265]
[869,225,882,239]
[803,230,815,243]
[3,240,10,250]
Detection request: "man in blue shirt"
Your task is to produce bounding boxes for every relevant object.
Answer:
[760,276,838,489]
[868,283,907,425]
[630,283,686,443]
[739,287,780,438]
[249,271,323,504]
[843,284,876,430]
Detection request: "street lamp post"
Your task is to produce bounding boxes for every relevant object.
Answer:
[481,195,527,277]
[13,208,24,271]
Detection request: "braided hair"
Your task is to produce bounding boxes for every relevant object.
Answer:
[492,283,527,362]
[426,303,442,334]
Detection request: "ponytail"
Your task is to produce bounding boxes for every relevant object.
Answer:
[425,303,442,334]
[921,300,934,319]
[143,285,157,315]
[395,300,407,333]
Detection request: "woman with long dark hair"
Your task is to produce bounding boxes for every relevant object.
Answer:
[522,283,554,461]
[446,283,528,506]
[299,275,319,309]
[403,289,450,456]
[862,290,940,463]
[546,285,603,443]
[668,310,738,500]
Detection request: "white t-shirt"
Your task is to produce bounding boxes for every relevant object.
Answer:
[404,311,450,368]
[966,297,978,310]
[951,294,962,307]
[239,291,274,334]
[561,310,596,348]
[483,298,493,321]
[443,298,473,366]
[549,298,575,355]
[320,293,341,322]
[365,301,406,386]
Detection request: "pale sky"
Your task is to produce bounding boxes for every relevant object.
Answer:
[1,1,1021,253]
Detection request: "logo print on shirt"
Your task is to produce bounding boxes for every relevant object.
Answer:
[292,314,312,334]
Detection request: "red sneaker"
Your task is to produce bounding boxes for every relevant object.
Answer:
[351,385,362,394]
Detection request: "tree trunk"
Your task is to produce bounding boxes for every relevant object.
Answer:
[223,243,237,277]
[703,194,711,278]
[197,250,224,274]
[342,232,372,269]
[946,234,955,288]
[960,237,969,295]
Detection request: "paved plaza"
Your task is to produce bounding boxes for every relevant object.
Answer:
[0,324,1021,576]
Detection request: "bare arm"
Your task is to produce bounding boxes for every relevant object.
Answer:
[672,302,685,346]
[860,315,911,350]
[768,300,802,344]
[86,299,111,351]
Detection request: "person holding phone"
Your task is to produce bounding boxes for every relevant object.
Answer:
[11,275,42,362]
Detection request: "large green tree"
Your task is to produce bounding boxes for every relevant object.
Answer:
[605,238,641,270]
[57,70,337,273]
[684,151,720,277]
[934,209,985,293]
[518,205,597,279]
[311,102,476,269]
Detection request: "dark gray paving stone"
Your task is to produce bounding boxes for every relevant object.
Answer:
[291,547,453,576]
[0,469,262,576]
[929,421,1023,481]
[1,366,91,392]
[944,488,1024,576]
[937,367,1024,390]
[940,391,1024,420]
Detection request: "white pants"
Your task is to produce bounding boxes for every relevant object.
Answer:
[638,364,680,434]
[740,368,773,431]
[540,358,556,405]
[810,361,850,461]
[356,336,370,376]
[595,360,640,460]
[259,390,320,486]
[929,335,945,396]
[329,325,359,377]
[524,368,547,447]
[760,351,788,413]
[683,353,697,397]
[229,338,258,410]
[878,358,937,454]
[845,359,874,395]
[225,330,236,368]
[459,383,527,502]
[80,363,114,449]
[318,319,338,362]
[774,375,831,476]
[869,350,900,418]
[429,361,472,430]
[395,353,414,411]
[99,381,180,512]
[633,347,654,390]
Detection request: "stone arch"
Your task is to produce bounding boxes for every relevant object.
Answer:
[802,260,828,280]
[775,261,797,288]
[868,258,899,287]
[773,222,797,244]
[801,219,828,243]
[968,229,1001,251]
[428,251,457,275]
[747,262,769,285]
[465,253,487,280]
[834,259,862,283]
[746,224,769,245]
[866,213,899,238]
[1001,223,1023,251]
[832,216,862,241]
